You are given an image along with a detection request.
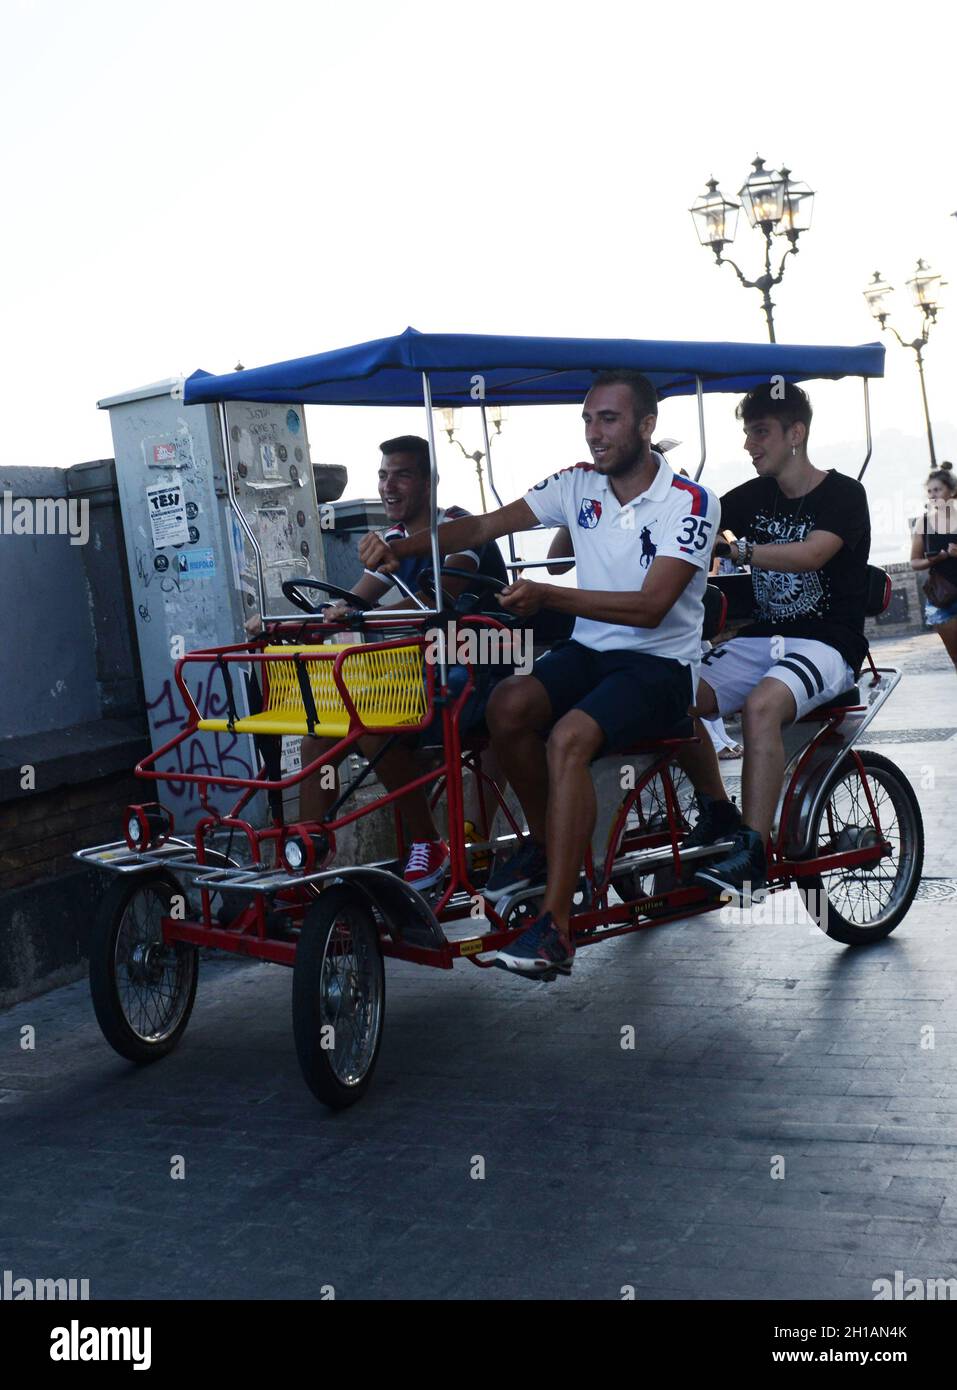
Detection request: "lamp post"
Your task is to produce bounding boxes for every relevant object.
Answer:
[439,405,507,513]
[690,157,814,342]
[863,262,945,466]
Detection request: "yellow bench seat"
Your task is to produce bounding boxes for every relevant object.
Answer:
[197,642,429,739]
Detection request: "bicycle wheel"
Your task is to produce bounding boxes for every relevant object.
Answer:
[611,762,694,904]
[89,873,198,1064]
[292,885,385,1109]
[798,751,923,945]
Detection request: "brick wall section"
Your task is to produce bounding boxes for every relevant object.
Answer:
[0,771,144,892]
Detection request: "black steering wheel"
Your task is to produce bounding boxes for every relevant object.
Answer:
[418,566,510,617]
[281,577,367,617]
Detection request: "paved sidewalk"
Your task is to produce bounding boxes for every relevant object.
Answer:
[2,633,956,1301]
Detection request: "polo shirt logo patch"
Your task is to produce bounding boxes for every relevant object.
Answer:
[577,498,602,529]
[640,525,657,568]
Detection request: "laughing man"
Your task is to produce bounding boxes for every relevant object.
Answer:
[359,371,720,978]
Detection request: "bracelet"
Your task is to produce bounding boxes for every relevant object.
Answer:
[734,537,755,566]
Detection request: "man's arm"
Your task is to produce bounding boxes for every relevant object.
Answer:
[546,526,575,575]
[498,556,698,630]
[358,497,538,573]
[351,569,394,602]
[747,531,843,574]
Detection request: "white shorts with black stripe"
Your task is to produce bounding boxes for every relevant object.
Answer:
[698,637,855,720]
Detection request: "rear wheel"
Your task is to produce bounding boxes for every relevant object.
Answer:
[611,762,694,904]
[89,874,198,1064]
[798,751,923,945]
[292,886,385,1109]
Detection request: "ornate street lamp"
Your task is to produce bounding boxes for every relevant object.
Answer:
[690,156,815,342]
[440,405,507,513]
[863,261,945,466]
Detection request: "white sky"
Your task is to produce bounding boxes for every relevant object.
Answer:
[4,0,956,564]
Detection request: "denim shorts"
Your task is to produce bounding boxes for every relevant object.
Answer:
[925,598,957,627]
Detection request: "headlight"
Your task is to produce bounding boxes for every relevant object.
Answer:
[284,838,305,870]
[123,804,174,852]
[280,824,331,874]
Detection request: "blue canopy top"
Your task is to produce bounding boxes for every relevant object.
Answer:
[183,327,884,408]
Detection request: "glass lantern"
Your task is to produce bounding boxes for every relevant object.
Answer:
[907,259,943,313]
[774,169,815,237]
[690,178,740,248]
[738,156,785,228]
[863,271,894,322]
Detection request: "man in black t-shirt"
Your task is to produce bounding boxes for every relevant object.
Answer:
[679,382,871,904]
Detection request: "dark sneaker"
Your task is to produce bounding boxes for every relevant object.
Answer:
[495,912,574,978]
[483,837,548,903]
[693,827,768,905]
[682,793,742,852]
[680,794,742,881]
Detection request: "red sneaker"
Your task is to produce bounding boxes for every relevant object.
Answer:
[403,839,450,890]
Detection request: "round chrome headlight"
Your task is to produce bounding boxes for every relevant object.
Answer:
[283,838,305,870]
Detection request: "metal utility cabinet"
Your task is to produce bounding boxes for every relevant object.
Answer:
[99,381,327,828]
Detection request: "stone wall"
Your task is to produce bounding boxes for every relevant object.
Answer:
[865,561,930,644]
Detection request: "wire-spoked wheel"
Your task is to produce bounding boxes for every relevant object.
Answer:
[610,762,695,905]
[89,874,198,1064]
[798,751,923,945]
[292,886,385,1109]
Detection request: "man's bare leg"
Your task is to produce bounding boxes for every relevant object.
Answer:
[300,734,438,842]
[485,675,554,844]
[674,678,731,803]
[540,711,605,942]
[299,736,345,821]
[359,736,439,843]
[739,678,796,840]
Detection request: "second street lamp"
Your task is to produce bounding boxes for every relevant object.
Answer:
[863,261,945,466]
[690,156,815,342]
[440,405,506,513]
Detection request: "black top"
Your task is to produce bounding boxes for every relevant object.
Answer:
[720,469,871,672]
[915,516,957,588]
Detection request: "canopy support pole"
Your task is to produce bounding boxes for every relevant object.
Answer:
[692,376,707,481]
[421,372,448,687]
[856,378,873,481]
[480,402,517,565]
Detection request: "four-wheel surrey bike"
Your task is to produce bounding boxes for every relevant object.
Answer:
[76,330,923,1108]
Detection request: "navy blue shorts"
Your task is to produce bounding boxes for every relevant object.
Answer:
[530,641,693,755]
[417,662,509,748]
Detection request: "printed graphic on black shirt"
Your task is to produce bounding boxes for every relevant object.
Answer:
[749,513,826,622]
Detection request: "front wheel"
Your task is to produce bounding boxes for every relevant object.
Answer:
[292,886,385,1109]
[89,874,198,1064]
[798,750,923,945]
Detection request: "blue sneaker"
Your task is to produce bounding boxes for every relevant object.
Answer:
[693,827,768,905]
[495,912,575,979]
[483,837,548,903]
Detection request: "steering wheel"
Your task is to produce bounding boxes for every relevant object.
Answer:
[417,565,515,619]
[281,577,367,617]
[416,565,506,613]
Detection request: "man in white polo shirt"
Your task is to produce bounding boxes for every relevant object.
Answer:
[359,370,720,979]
